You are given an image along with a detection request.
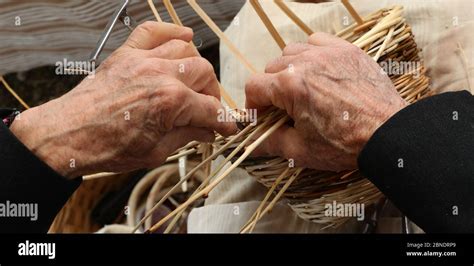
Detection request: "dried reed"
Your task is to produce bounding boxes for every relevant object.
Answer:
[0,75,30,109]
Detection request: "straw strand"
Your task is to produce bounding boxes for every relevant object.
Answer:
[187,0,258,74]
[0,76,30,109]
[147,0,163,22]
[274,0,313,35]
[341,0,364,26]
[250,0,286,50]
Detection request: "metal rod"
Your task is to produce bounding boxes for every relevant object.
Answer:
[90,0,133,63]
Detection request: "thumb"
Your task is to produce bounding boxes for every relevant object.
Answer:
[253,124,307,166]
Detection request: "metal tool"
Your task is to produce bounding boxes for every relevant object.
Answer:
[90,0,137,63]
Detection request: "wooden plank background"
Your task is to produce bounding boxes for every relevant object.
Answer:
[0,0,245,74]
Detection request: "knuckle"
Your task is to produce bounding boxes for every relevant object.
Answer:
[184,57,216,85]
[136,21,157,34]
[170,39,191,51]
[244,76,259,96]
[276,72,298,108]
[168,84,188,103]
[282,43,296,54]
[309,32,319,39]
[277,71,293,85]
[308,32,320,44]
[191,57,214,74]
[205,96,226,131]
[264,58,279,73]
[265,57,293,72]
[157,84,187,131]
[208,95,221,110]
[202,94,220,115]
[283,42,304,54]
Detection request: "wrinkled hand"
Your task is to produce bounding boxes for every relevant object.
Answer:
[245,32,407,171]
[11,22,237,178]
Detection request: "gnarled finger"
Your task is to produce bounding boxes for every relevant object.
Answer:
[124,21,193,50]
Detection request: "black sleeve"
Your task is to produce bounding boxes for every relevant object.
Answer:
[0,121,81,233]
[358,90,474,233]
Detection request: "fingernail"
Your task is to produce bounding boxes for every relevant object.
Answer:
[184,27,193,34]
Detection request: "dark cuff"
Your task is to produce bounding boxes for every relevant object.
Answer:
[357,91,474,233]
[0,122,81,233]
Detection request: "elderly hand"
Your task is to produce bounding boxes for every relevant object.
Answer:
[245,32,407,171]
[10,21,237,178]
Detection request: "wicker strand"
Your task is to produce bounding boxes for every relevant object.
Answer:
[341,0,364,26]
[159,112,280,233]
[147,0,163,22]
[148,115,289,232]
[274,0,313,35]
[187,0,258,74]
[0,75,30,109]
[132,123,255,233]
[241,168,303,233]
[240,167,290,233]
[250,0,286,50]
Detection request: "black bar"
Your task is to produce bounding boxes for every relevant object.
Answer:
[0,234,473,265]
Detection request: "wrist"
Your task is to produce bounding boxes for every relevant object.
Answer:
[380,97,408,128]
[360,97,408,152]
[9,105,81,179]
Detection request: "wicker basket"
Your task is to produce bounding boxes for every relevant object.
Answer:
[48,173,132,233]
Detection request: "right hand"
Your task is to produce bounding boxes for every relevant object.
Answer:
[11,22,237,178]
[245,32,407,172]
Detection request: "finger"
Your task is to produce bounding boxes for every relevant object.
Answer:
[282,42,313,56]
[124,21,193,50]
[265,55,297,73]
[152,57,220,99]
[245,73,284,111]
[253,125,307,165]
[308,32,349,47]
[169,85,238,136]
[149,39,198,59]
[185,91,238,136]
